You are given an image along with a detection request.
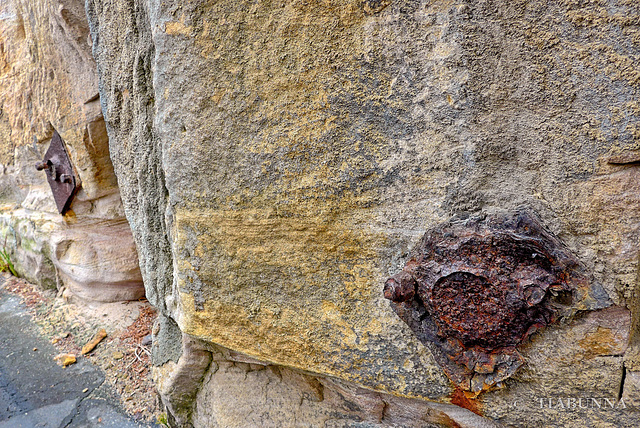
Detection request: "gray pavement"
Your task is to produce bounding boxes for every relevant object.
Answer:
[0,285,157,427]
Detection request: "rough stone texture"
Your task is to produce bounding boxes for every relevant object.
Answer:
[622,371,640,408]
[154,334,212,427]
[50,218,144,302]
[86,0,173,311]
[151,313,184,366]
[154,335,501,428]
[86,0,640,426]
[480,306,634,427]
[0,0,143,301]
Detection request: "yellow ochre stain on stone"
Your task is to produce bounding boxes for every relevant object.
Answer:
[165,19,193,37]
[578,326,626,358]
[169,205,439,396]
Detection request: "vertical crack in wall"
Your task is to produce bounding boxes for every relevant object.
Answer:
[618,366,627,401]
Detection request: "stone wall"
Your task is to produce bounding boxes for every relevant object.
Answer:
[0,0,143,302]
[57,0,640,426]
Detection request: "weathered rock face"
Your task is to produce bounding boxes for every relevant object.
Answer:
[87,0,640,426]
[0,0,143,302]
[154,333,502,428]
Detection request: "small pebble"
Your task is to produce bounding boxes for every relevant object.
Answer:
[54,353,76,367]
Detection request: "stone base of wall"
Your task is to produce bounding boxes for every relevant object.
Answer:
[151,308,640,428]
[0,203,144,303]
[153,326,499,428]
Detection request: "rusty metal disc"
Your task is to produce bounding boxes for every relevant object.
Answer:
[384,211,596,394]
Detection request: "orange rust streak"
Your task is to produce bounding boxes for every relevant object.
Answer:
[450,386,482,416]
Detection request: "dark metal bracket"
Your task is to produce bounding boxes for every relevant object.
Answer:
[35,130,78,214]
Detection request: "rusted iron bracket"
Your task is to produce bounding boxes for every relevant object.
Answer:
[384,211,595,395]
[35,130,78,214]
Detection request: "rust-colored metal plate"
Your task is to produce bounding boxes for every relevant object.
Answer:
[384,211,597,395]
[35,130,78,214]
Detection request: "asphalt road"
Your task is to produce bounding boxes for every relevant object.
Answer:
[0,284,156,428]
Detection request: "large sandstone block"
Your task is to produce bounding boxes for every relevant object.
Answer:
[87,0,640,425]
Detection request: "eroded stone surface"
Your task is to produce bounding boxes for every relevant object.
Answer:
[51,219,144,302]
[0,0,143,302]
[155,336,500,428]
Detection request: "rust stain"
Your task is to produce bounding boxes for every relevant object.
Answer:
[384,211,592,394]
[450,386,481,415]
